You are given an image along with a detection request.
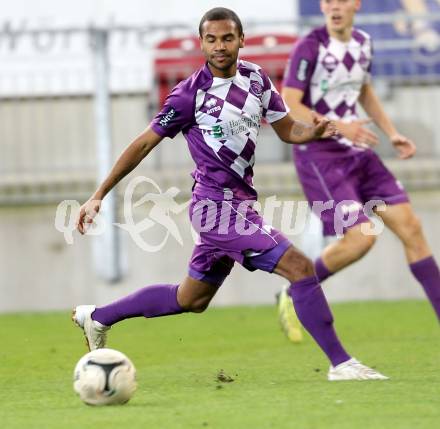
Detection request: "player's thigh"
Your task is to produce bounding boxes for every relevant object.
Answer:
[177,276,220,311]
[359,150,409,207]
[295,157,367,236]
[333,222,377,253]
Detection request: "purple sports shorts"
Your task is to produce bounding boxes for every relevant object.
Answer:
[294,149,409,236]
[188,196,291,286]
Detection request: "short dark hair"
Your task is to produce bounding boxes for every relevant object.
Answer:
[198,7,243,37]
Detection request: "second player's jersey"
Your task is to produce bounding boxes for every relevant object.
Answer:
[283,26,373,159]
[151,60,288,201]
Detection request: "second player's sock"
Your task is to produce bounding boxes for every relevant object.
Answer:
[410,256,440,321]
[92,284,183,326]
[315,257,333,283]
[289,276,351,367]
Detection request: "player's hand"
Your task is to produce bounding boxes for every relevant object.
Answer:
[76,198,102,235]
[312,113,338,139]
[337,119,379,148]
[391,133,416,159]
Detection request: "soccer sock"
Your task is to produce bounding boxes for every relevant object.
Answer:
[314,257,333,283]
[92,284,183,326]
[289,276,351,367]
[410,256,440,321]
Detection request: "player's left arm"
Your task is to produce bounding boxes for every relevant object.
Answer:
[359,83,416,159]
[271,113,337,144]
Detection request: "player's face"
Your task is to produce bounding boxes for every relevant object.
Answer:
[200,20,244,78]
[320,0,361,35]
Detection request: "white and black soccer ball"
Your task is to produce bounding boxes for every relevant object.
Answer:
[73,348,137,406]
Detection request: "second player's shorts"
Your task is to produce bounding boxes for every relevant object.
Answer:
[188,195,291,286]
[294,149,409,236]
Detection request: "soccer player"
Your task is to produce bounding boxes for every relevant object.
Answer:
[73,7,387,381]
[278,0,440,342]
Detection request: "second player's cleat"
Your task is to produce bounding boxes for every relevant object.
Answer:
[277,284,303,343]
[328,358,389,381]
[72,305,110,351]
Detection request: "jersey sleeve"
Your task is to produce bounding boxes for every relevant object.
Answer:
[260,71,289,123]
[150,82,195,139]
[363,38,373,85]
[282,36,319,91]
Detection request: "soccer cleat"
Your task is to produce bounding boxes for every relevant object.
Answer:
[328,358,389,381]
[277,284,303,343]
[72,305,110,351]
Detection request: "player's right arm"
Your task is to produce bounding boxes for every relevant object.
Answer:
[76,127,163,234]
[281,86,379,148]
[77,80,194,235]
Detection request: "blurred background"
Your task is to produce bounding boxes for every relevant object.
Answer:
[1,0,440,313]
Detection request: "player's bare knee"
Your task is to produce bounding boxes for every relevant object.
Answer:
[177,279,216,313]
[299,256,315,278]
[344,229,376,259]
[191,303,210,313]
[177,295,201,312]
[283,250,314,282]
[357,234,376,256]
[187,297,211,313]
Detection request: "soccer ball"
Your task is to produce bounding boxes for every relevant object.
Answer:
[73,348,137,406]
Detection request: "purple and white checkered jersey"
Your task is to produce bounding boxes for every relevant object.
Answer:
[151,60,288,201]
[283,26,372,159]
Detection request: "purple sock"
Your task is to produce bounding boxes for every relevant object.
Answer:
[410,256,440,321]
[289,276,351,367]
[315,257,333,283]
[92,284,183,326]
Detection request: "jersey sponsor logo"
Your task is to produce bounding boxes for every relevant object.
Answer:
[212,124,225,139]
[297,58,309,81]
[205,98,217,108]
[159,107,176,128]
[320,79,329,93]
[207,106,222,115]
[249,81,263,98]
[210,114,261,139]
[204,97,222,115]
[322,53,338,72]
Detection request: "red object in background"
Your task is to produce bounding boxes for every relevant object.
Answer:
[153,33,298,107]
[241,34,298,90]
[154,36,204,108]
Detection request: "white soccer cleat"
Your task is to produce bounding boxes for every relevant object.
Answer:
[72,305,110,351]
[277,284,303,343]
[328,358,389,381]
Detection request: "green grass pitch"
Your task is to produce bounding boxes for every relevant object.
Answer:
[1,301,439,429]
